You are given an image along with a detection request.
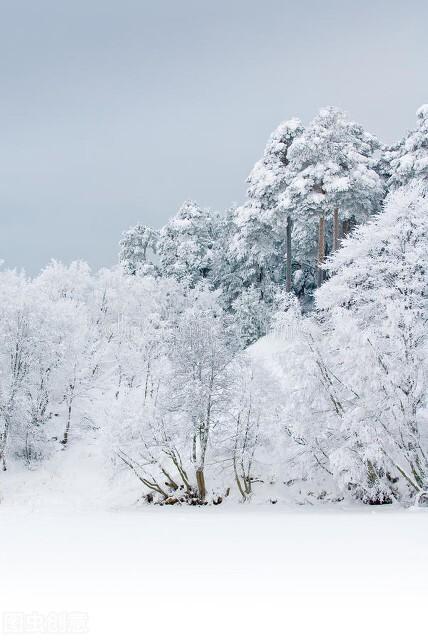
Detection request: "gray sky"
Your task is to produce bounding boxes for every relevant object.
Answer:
[1,0,427,273]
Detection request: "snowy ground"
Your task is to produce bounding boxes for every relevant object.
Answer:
[0,504,427,640]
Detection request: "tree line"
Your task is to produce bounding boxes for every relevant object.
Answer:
[0,104,426,507]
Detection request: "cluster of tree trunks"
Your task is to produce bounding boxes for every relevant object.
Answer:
[285,210,352,291]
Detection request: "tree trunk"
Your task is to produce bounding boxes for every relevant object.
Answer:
[286,215,292,293]
[61,400,73,448]
[196,468,206,501]
[258,267,264,301]
[342,218,350,238]
[0,429,8,470]
[0,433,7,471]
[333,208,339,251]
[317,215,325,287]
[0,388,19,471]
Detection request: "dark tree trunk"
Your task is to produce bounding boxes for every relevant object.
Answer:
[333,208,339,251]
[196,468,206,501]
[342,218,351,238]
[286,216,293,293]
[61,400,73,448]
[317,215,325,287]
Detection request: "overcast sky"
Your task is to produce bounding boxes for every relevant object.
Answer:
[0,0,427,273]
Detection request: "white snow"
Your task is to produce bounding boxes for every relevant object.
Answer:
[0,505,427,640]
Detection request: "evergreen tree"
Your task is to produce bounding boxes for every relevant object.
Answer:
[119,224,159,276]
[231,119,304,298]
[283,107,384,286]
[385,104,428,192]
[157,200,220,287]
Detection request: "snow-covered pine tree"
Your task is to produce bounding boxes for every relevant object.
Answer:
[384,104,428,192]
[207,206,242,308]
[157,200,220,287]
[119,224,159,276]
[283,107,384,287]
[231,118,304,297]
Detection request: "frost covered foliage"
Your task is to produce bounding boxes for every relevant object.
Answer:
[119,224,159,276]
[229,106,384,316]
[231,119,303,296]
[2,106,426,509]
[318,185,428,503]
[119,105,428,315]
[284,107,383,225]
[118,106,389,345]
[282,107,384,288]
[103,282,240,504]
[0,262,102,469]
[157,200,222,287]
[268,185,428,505]
[383,105,428,192]
[0,185,426,507]
[119,106,386,344]
[0,263,278,504]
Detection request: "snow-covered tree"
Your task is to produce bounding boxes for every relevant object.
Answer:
[257,184,427,504]
[209,206,240,301]
[283,107,384,286]
[2,105,426,511]
[263,297,342,497]
[0,271,34,469]
[34,262,107,450]
[119,224,159,276]
[316,184,428,502]
[164,293,237,500]
[231,119,304,297]
[157,200,220,287]
[0,263,97,468]
[384,104,428,192]
[105,282,238,504]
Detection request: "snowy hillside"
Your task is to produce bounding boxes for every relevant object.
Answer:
[0,179,427,510]
[0,108,427,640]
[1,1,427,637]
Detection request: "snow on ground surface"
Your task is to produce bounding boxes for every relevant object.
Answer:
[1,504,427,640]
[1,445,427,639]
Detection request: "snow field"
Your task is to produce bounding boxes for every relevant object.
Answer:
[1,506,427,640]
